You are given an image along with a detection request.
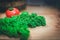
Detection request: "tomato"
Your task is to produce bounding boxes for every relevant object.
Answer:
[6,7,20,17]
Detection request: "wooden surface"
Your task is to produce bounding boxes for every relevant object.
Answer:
[0,6,60,40]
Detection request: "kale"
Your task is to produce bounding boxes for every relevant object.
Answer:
[0,11,46,40]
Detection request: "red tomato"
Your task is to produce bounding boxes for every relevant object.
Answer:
[6,8,20,17]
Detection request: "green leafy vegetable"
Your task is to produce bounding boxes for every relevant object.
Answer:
[0,11,46,40]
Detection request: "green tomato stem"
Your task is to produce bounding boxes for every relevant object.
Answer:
[9,7,13,11]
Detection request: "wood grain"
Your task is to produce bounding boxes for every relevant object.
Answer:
[0,6,60,40]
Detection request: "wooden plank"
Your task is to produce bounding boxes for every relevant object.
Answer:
[0,6,60,40]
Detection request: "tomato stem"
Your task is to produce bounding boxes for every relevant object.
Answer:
[9,7,13,11]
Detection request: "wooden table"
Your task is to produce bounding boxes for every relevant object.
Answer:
[0,6,60,40]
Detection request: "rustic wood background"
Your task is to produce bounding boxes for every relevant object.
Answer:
[0,6,60,40]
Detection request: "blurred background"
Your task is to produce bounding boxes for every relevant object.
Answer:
[0,0,60,13]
